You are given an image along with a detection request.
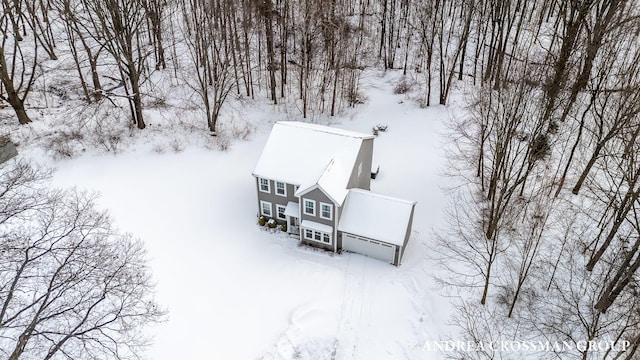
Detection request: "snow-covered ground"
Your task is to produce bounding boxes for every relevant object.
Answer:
[29,71,457,359]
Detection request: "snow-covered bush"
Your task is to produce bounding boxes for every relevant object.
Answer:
[216,135,231,151]
[44,130,82,159]
[267,218,277,228]
[280,223,287,232]
[258,216,266,226]
[230,122,254,141]
[393,76,413,94]
[169,139,184,153]
[88,108,127,153]
[152,143,165,153]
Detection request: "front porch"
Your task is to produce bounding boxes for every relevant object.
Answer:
[284,201,300,237]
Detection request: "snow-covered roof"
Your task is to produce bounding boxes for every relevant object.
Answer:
[301,220,333,234]
[316,156,352,205]
[284,201,299,217]
[338,189,416,246]
[294,155,353,205]
[253,122,373,203]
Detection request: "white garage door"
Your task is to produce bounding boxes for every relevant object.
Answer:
[342,233,396,264]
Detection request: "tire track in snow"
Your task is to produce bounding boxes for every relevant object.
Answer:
[333,254,368,360]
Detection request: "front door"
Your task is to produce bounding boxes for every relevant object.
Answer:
[289,217,300,235]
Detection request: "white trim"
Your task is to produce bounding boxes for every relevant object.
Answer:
[304,228,313,239]
[284,201,299,217]
[259,178,270,193]
[342,232,397,264]
[296,183,343,206]
[300,220,333,233]
[260,200,272,217]
[276,204,287,220]
[320,202,333,220]
[295,183,314,197]
[303,198,316,216]
[275,181,287,197]
[302,227,332,245]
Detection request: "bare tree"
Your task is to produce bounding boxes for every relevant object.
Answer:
[52,0,106,103]
[259,0,278,104]
[0,160,165,359]
[436,0,473,105]
[0,0,39,124]
[181,0,237,135]
[84,0,153,129]
[504,191,554,318]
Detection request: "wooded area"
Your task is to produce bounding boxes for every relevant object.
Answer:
[2,0,640,358]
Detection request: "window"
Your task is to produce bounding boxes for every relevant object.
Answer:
[302,228,332,245]
[276,204,287,220]
[275,181,286,196]
[260,201,272,217]
[259,178,270,193]
[322,233,331,244]
[303,199,316,216]
[320,203,332,220]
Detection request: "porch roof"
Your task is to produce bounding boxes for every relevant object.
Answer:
[301,220,333,234]
[284,201,299,217]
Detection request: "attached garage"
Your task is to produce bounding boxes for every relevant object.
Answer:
[338,189,416,266]
[342,233,396,264]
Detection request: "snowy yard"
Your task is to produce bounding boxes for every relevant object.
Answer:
[39,73,455,359]
[3,0,638,357]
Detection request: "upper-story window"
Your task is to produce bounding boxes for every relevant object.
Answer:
[259,178,270,193]
[320,202,332,220]
[275,181,286,196]
[303,199,316,216]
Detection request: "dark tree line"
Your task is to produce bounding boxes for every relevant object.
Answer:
[6,0,610,132]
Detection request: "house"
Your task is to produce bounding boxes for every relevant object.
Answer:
[252,121,416,266]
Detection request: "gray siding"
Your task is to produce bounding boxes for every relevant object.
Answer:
[300,187,337,251]
[347,138,374,190]
[255,177,298,223]
[299,188,336,229]
[393,246,400,266]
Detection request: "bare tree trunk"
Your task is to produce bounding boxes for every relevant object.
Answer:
[0,39,36,124]
[262,0,277,103]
